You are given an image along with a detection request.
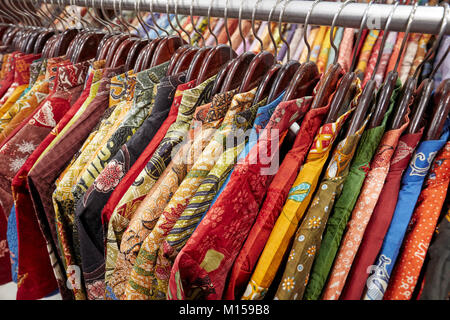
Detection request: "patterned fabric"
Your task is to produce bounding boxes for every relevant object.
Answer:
[124,89,256,300]
[337,28,355,72]
[362,31,384,88]
[299,28,319,63]
[374,32,398,88]
[321,111,410,300]
[209,93,287,215]
[107,91,232,301]
[24,65,124,300]
[73,63,169,300]
[104,76,217,299]
[316,28,332,73]
[408,33,432,78]
[385,142,450,300]
[363,120,450,300]
[5,60,90,299]
[355,30,380,77]
[0,73,49,144]
[419,209,450,300]
[164,97,269,255]
[0,53,16,101]
[168,93,315,301]
[11,72,96,300]
[309,26,328,63]
[399,34,421,84]
[304,80,401,300]
[102,83,195,296]
[225,87,331,301]
[275,116,368,300]
[241,95,356,301]
[0,54,41,129]
[340,130,424,300]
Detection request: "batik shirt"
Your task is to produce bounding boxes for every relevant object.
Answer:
[226,94,330,301]
[104,76,216,298]
[385,142,450,300]
[108,75,216,231]
[304,81,401,300]
[0,58,47,141]
[168,94,314,300]
[340,130,424,300]
[11,70,100,301]
[73,63,169,300]
[321,114,410,300]
[165,97,270,256]
[209,93,285,209]
[124,89,257,300]
[154,97,269,299]
[49,69,135,300]
[12,60,90,299]
[242,105,355,301]
[275,114,368,300]
[103,81,196,297]
[363,120,450,300]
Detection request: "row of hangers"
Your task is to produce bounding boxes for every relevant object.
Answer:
[0,0,449,142]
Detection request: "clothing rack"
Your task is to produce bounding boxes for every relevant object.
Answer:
[24,0,450,35]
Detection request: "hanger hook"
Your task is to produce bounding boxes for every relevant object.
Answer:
[279,0,293,61]
[238,0,246,52]
[112,0,126,33]
[393,1,419,72]
[70,0,89,30]
[119,0,140,37]
[349,0,376,71]
[224,0,233,54]
[207,0,219,46]
[57,0,71,29]
[166,0,183,42]
[175,0,191,43]
[304,0,321,62]
[150,0,170,37]
[370,0,399,80]
[267,0,283,61]
[413,2,449,80]
[330,0,355,65]
[32,0,56,30]
[100,0,121,32]
[191,0,206,45]
[87,0,113,33]
[251,0,264,52]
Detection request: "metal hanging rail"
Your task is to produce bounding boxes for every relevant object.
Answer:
[24,0,450,35]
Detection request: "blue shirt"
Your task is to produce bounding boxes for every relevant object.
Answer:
[6,205,18,283]
[364,118,450,300]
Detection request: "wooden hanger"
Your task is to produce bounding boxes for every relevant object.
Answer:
[253,63,282,103]
[192,44,236,85]
[172,47,200,75]
[167,46,191,75]
[210,58,236,97]
[426,78,450,140]
[149,35,184,68]
[267,60,300,103]
[220,51,256,93]
[369,2,419,129]
[239,51,274,94]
